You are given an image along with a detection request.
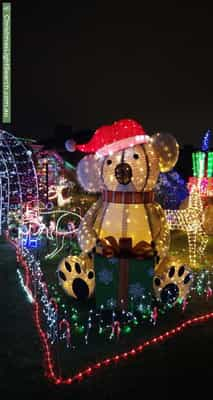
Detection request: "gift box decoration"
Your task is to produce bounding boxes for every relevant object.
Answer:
[94,238,155,310]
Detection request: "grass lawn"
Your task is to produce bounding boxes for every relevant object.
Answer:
[1,232,213,398]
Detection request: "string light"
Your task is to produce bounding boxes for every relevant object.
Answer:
[165,185,208,266]
[12,235,213,387]
[154,169,188,209]
[16,269,34,303]
[201,129,212,152]
[0,129,39,238]
[6,120,213,386]
[48,178,76,207]
[19,207,82,259]
[59,319,71,348]
[36,300,213,385]
[17,237,213,341]
[189,131,213,200]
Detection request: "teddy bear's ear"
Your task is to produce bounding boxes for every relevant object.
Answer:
[77,154,104,193]
[151,132,179,172]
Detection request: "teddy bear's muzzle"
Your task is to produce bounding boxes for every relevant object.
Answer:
[115,163,132,185]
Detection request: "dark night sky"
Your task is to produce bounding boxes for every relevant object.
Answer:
[4,1,213,147]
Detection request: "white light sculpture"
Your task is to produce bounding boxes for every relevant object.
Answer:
[0,129,39,237]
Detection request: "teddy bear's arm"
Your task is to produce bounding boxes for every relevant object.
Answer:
[152,204,170,261]
[77,198,102,253]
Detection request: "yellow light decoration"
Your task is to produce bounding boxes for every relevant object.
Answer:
[48,185,57,200]
[48,179,74,207]
[57,184,73,207]
[57,254,95,300]
[153,255,193,305]
[151,132,179,172]
[165,186,208,267]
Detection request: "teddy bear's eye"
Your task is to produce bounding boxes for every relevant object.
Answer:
[107,159,112,165]
[133,153,139,159]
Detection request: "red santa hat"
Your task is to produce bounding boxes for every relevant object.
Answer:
[65,119,150,157]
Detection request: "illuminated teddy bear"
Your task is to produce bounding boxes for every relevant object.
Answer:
[65,119,179,261]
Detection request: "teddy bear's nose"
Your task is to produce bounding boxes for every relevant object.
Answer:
[115,163,132,185]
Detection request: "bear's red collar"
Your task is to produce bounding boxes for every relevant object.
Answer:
[102,190,154,204]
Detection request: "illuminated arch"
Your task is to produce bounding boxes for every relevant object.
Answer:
[0,129,39,235]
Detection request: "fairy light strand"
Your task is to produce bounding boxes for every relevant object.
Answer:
[9,234,213,387]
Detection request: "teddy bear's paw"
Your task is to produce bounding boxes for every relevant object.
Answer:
[57,255,95,300]
[153,264,193,305]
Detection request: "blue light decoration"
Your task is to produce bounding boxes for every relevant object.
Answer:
[154,169,189,209]
[201,129,212,152]
[22,236,40,249]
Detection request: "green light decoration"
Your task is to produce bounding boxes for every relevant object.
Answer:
[207,152,213,177]
[76,325,85,334]
[192,152,197,177]
[46,266,213,347]
[71,313,79,321]
[17,137,37,144]
[64,161,76,171]
[98,327,103,335]
[123,325,131,334]
[197,152,205,177]
[192,151,213,178]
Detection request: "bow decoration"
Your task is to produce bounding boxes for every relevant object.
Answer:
[96,236,158,260]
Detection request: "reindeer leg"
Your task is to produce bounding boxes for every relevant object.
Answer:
[187,229,197,267]
[197,227,208,257]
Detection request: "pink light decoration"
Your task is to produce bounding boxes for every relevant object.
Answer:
[111,321,121,340]
[59,319,71,348]
[49,297,58,313]
[206,287,213,301]
[182,298,188,312]
[151,306,158,325]
[188,177,213,201]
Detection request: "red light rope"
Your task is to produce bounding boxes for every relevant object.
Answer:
[37,303,213,385]
[12,238,213,386]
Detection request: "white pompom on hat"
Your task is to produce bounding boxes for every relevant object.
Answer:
[65,139,76,152]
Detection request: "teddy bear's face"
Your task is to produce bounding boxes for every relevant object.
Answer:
[76,133,179,194]
[101,143,160,192]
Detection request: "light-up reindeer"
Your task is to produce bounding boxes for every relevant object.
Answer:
[48,178,75,208]
[165,185,208,266]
